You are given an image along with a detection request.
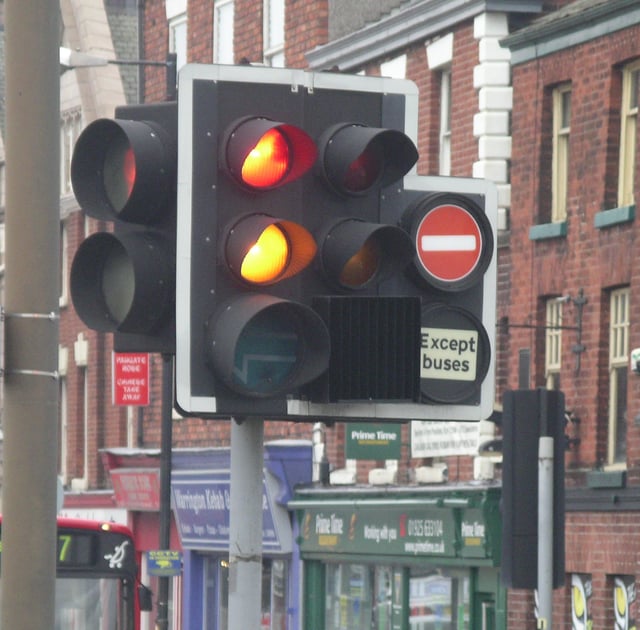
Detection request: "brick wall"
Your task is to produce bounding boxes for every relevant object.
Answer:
[506,15,640,630]
[509,24,640,472]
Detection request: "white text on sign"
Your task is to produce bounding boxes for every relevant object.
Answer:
[420,328,478,381]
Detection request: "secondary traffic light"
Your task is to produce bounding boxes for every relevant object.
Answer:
[174,64,496,421]
[70,102,177,353]
[393,176,497,420]
[501,388,565,589]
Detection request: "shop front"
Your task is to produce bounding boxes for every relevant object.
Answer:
[291,484,505,630]
[172,440,312,630]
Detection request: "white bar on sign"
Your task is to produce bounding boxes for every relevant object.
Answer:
[421,235,476,252]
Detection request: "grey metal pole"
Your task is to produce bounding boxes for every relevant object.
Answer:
[2,1,60,629]
[228,417,264,628]
[537,436,554,629]
[155,355,174,630]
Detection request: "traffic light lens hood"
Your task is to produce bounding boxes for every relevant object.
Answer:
[71,118,175,224]
[318,123,418,196]
[225,214,317,285]
[70,231,175,335]
[207,294,330,397]
[319,219,413,290]
[223,116,317,190]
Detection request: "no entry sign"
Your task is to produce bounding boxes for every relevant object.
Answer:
[404,194,493,292]
[417,203,482,282]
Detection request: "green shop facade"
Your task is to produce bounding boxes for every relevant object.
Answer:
[291,484,505,630]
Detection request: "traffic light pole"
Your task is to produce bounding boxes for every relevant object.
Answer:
[2,1,60,628]
[228,417,264,628]
[155,355,174,630]
[538,437,554,629]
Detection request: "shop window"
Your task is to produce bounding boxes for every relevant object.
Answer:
[326,563,374,630]
[210,557,288,629]
[608,287,629,466]
[409,569,469,629]
[264,559,288,630]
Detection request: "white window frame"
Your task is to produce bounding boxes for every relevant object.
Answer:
[59,220,69,307]
[439,69,452,176]
[213,0,234,65]
[58,372,68,484]
[169,12,187,72]
[618,60,640,207]
[545,298,563,390]
[60,110,82,196]
[551,83,571,222]
[608,287,629,467]
[263,0,285,67]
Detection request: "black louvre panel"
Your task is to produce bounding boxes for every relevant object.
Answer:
[310,297,421,402]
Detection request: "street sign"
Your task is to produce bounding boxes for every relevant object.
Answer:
[420,303,490,404]
[112,352,150,406]
[415,202,484,284]
[147,550,182,577]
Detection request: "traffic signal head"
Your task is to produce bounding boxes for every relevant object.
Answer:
[206,294,330,397]
[70,102,177,353]
[223,214,317,285]
[222,116,317,190]
[387,177,498,418]
[317,218,413,291]
[71,116,174,223]
[175,65,496,421]
[317,123,418,196]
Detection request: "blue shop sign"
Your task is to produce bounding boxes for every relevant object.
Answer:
[171,468,292,553]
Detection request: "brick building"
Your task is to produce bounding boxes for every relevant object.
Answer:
[37,0,640,627]
[502,1,640,627]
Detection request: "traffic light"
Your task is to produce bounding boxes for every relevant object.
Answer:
[174,64,496,421]
[501,388,565,589]
[389,175,497,421]
[70,102,177,353]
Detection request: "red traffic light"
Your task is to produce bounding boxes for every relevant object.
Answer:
[318,218,413,290]
[318,123,418,196]
[71,117,175,224]
[224,214,317,285]
[222,116,317,190]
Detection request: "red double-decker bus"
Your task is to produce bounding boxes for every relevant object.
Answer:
[0,516,151,629]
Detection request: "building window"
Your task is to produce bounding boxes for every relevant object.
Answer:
[59,221,68,307]
[213,0,234,65]
[545,298,562,390]
[60,111,82,196]
[608,287,629,466]
[618,60,640,207]
[58,374,68,484]
[169,13,187,71]
[439,69,452,176]
[263,0,284,67]
[551,84,571,222]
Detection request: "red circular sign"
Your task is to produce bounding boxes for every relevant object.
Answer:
[415,203,483,283]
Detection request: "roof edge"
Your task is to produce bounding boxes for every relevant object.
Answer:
[306,0,542,72]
